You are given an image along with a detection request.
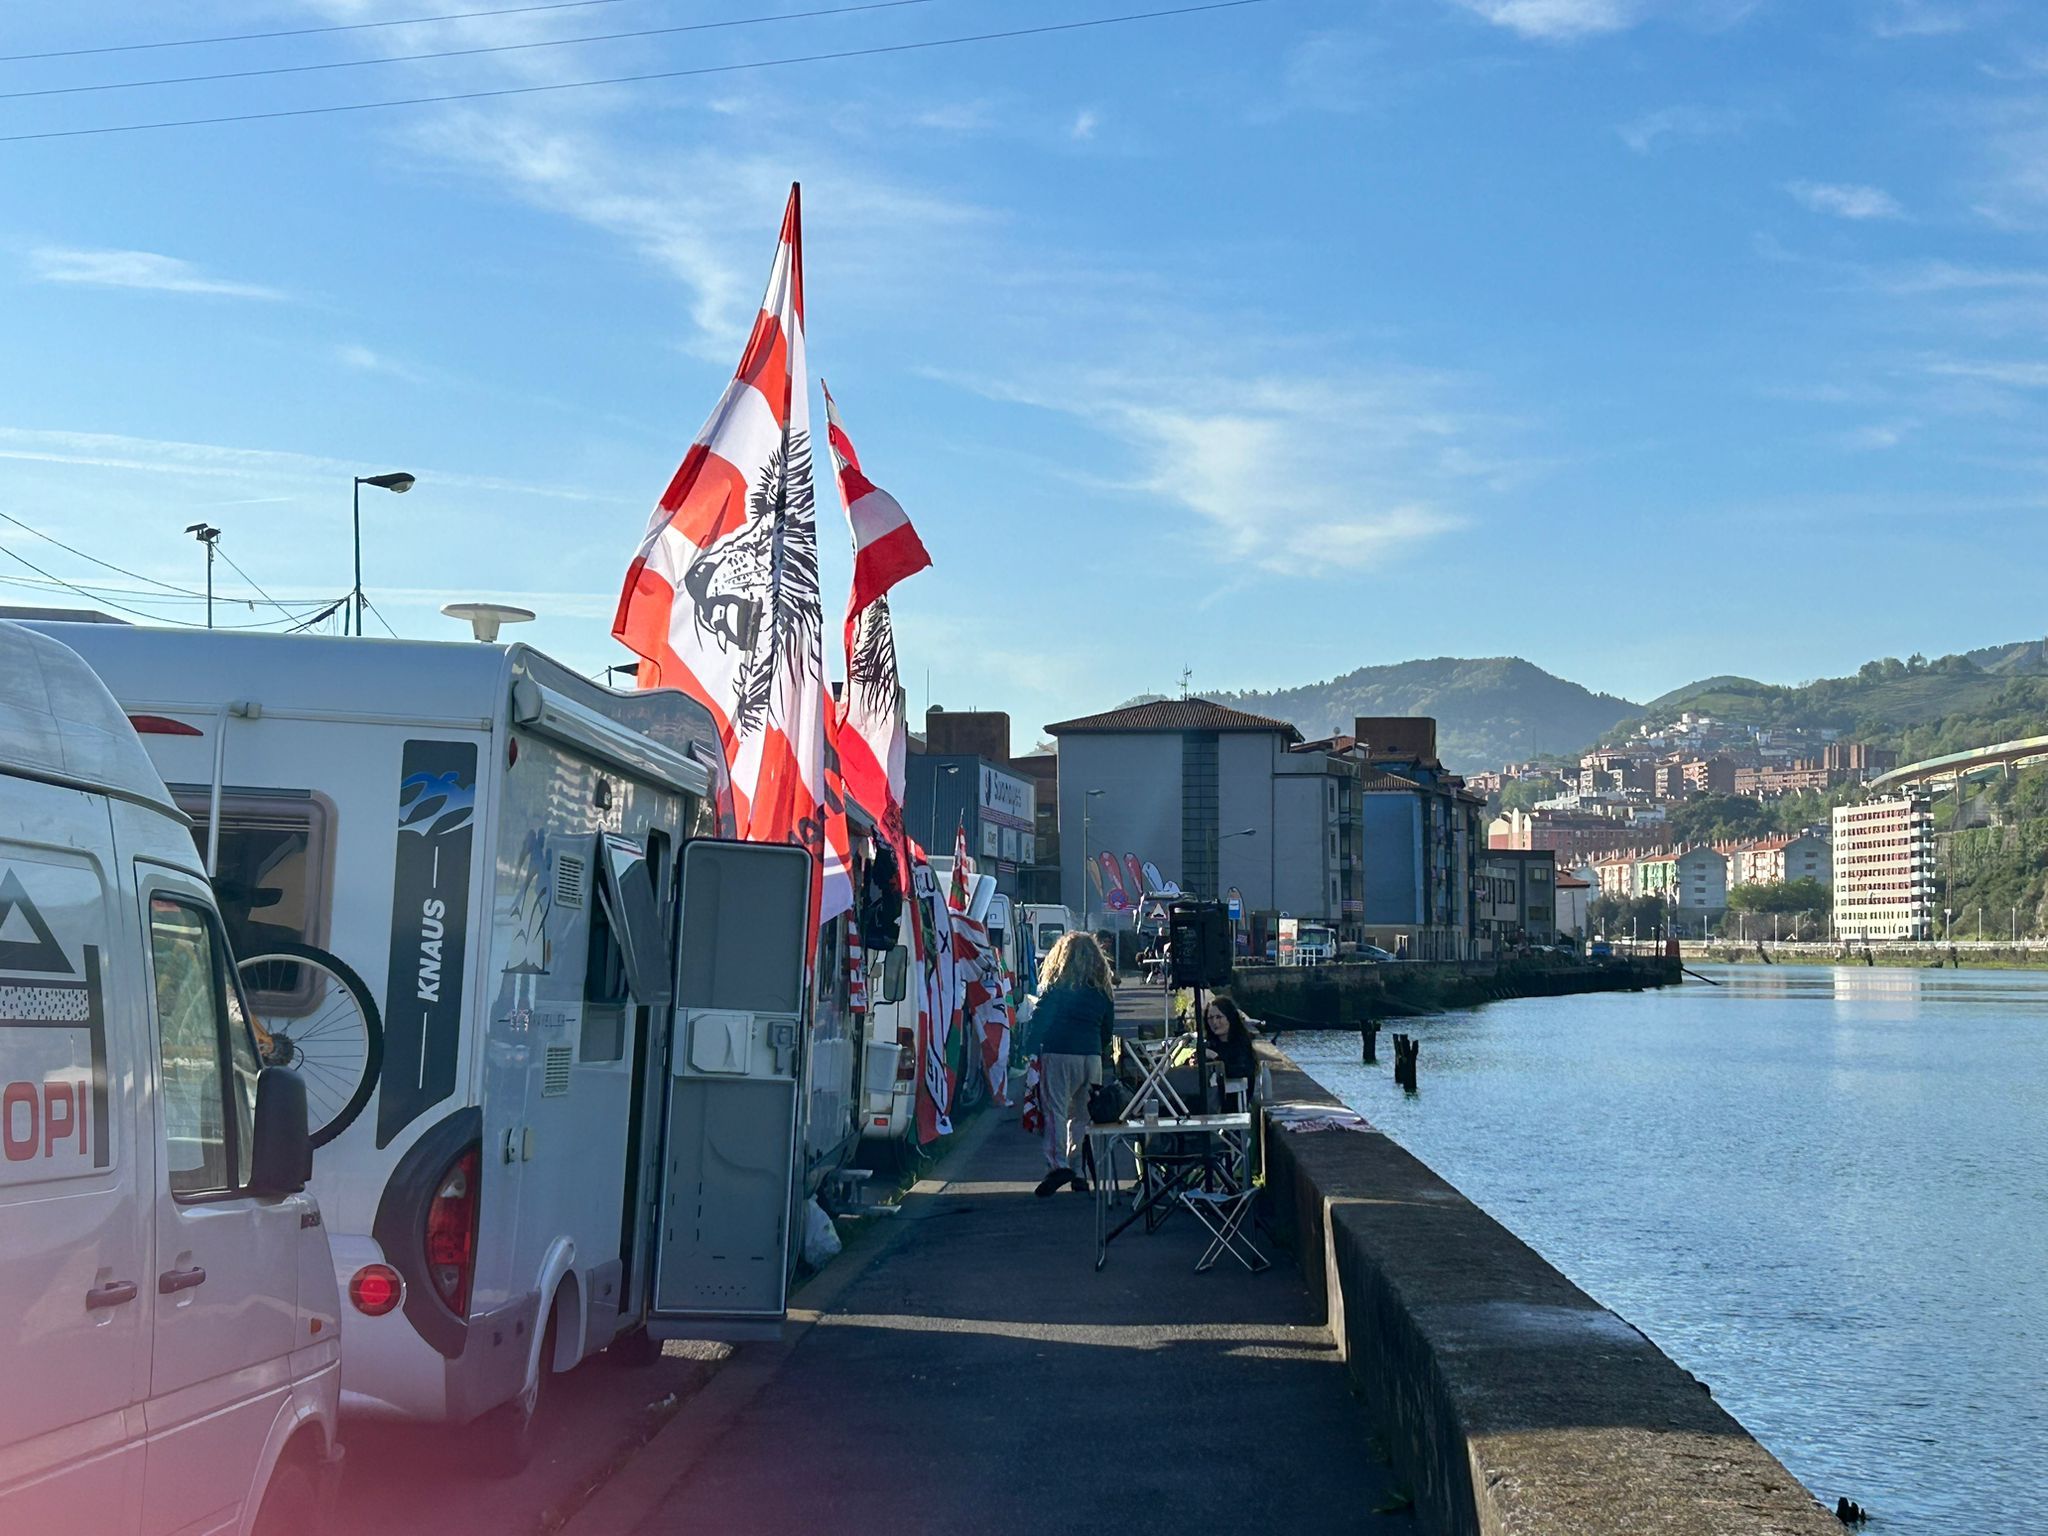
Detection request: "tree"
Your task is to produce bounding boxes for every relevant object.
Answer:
[1726,877,1829,914]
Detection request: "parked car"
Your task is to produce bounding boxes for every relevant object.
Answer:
[1589,937,1613,959]
[1355,943,1401,963]
[0,619,341,1535]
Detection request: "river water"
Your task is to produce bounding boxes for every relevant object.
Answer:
[1283,964,2047,1536]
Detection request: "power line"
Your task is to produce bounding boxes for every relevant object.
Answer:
[0,0,647,63]
[0,0,953,103]
[0,543,333,629]
[0,0,1269,144]
[212,540,307,618]
[363,597,402,639]
[0,508,206,596]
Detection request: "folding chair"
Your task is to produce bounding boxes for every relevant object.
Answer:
[1180,1077,1269,1274]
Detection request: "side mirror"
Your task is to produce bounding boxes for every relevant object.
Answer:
[881,945,910,1004]
[249,1067,312,1196]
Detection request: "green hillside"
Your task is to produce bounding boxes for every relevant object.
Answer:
[1215,657,1639,773]
[1606,643,2048,760]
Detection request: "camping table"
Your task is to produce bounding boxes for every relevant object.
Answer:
[1086,1112,1253,1271]
[1120,1034,1194,1121]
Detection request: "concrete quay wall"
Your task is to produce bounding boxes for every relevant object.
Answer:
[1229,955,1675,1027]
[1257,1050,1839,1536]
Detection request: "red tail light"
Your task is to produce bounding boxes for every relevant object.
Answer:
[424,1146,480,1317]
[895,1026,916,1082]
[126,714,202,737]
[348,1263,404,1316]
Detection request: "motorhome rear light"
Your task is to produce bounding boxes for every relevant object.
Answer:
[873,1116,889,1127]
[895,1026,915,1048]
[894,1025,916,1081]
[126,714,201,737]
[424,1146,481,1318]
[349,1264,404,1316]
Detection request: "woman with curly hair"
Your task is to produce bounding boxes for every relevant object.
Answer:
[1028,930,1116,1197]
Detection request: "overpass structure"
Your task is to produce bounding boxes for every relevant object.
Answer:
[1868,733,2048,795]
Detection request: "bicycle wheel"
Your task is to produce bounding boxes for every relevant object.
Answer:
[237,941,384,1149]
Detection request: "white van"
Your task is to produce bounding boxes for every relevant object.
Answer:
[1020,903,1076,964]
[0,621,341,1536]
[38,623,823,1472]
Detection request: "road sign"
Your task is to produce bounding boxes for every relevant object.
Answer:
[1106,889,1130,912]
[1226,892,1242,921]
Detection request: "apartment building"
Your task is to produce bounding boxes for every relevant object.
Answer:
[1831,797,1936,941]
[1728,832,1833,889]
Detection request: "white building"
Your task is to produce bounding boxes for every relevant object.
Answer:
[1675,845,1729,913]
[1831,797,1935,941]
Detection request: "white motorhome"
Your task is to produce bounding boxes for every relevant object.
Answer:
[39,623,828,1471]
[857,857,1014,1149]
[0,621,342,1535]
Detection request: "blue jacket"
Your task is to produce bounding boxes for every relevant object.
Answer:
[1029,983,1115,1059]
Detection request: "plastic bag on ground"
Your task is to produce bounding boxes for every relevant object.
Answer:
[801,1196,842,1268]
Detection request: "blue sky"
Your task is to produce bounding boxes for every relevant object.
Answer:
[2,0,2045,754]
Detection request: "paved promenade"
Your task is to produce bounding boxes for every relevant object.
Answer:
[571,991,1401,1536]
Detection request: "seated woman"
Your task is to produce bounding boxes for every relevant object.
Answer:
[1200,996,1260,1103]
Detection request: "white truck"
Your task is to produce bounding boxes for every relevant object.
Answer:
[0,620,342,1535]
[38,622,826,1472]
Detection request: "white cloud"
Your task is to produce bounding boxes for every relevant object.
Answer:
[1282,30,1378,113]
[27,247,286,301]
[335,343,427,383]
[1785,180,1905,220]
[1449,0,1637,40]
[1870,0,1973,37]
[940,362,1512,576]
[1832,422,1914,451]
[1617,103,1772,155]
[0,425,609,502]
[1923,358,2048,388]
[1069,109,1101,141]
[405,110,994,358]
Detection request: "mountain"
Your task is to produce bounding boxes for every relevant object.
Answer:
[1603,639,2048,761]
[1211,657,1639,773]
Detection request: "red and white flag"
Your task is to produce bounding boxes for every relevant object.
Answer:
[823,382,931,617]
[824,385,925,863]
[612,184,849,927]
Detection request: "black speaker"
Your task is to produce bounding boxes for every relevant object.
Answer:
[1168,901,1233,988]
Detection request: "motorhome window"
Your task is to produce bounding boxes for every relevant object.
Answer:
[1036,923,1064,952]
[172,789,333,1014]
[596,835,671,1008]
[583,895,629,1063]
[149,897,256,1198]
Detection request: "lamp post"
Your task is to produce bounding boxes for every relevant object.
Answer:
[184,523,219,629]
[1219,826,1256,954]
[351,471,416,636]
[1080,788,1104,931]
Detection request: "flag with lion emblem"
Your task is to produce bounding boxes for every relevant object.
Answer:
[613,183,850,927]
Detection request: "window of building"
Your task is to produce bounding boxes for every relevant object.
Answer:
[149,896,259,1198]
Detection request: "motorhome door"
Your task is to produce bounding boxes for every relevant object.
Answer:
[649,839,810,1334]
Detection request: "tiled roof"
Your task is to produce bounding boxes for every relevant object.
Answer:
[1044,697,1301,739]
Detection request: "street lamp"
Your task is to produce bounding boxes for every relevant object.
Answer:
[1080,788,1104,930]
[1219,826,1256,951]
[351,471,416,636]
[184,523,220,629]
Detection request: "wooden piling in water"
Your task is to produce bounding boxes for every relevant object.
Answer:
[1392,1033,1419,1093]
[1361,1022,1379,1063]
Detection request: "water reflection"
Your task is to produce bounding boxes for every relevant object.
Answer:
[1285,965,2048,1536]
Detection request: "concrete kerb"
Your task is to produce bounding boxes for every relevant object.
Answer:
[560,1108,1005,1536]
[1255,1045,1842,1536]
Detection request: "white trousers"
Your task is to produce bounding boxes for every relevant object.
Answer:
[1040,1052,1099,1171]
